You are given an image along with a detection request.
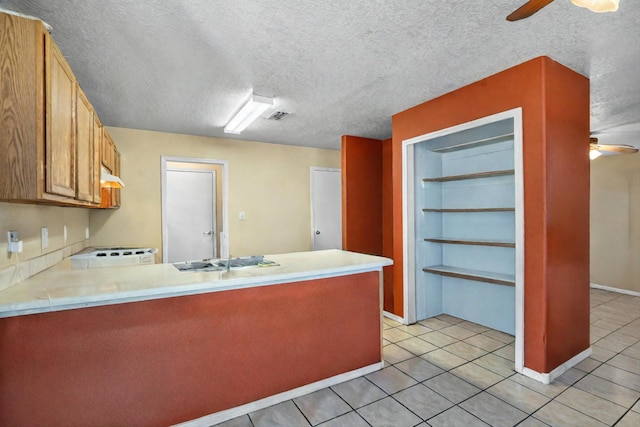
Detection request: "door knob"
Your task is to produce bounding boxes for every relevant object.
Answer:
[315,230,320,235]
[203,231,213,235]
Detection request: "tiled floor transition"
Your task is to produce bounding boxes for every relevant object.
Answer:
[214,288,640,427]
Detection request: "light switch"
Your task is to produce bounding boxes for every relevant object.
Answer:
[41,227,48,250]
[239,211,245,221]
[64,225,68,243]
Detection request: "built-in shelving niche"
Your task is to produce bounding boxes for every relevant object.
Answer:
[403,109,523,339]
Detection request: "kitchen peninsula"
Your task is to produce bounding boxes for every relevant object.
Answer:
[0,250,391,427]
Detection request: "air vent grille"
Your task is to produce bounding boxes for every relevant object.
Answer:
[266,110,290,121]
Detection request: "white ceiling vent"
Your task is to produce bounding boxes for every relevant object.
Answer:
[265,110,290,121]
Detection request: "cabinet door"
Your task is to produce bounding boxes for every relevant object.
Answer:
[99,129,120,208]
[0,13,43,201]
[75,86,94,202]
[111,149,121,208]
[102,128,114,171]
[93,114,103,204]
[45,35,76,198]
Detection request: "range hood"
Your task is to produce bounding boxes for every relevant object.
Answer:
[100,167,125,188]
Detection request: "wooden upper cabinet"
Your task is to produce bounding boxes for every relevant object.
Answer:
[100,128,120,209]
[0,11,118,207]
[0,13,43,201]
[101,128,115,172]
[76,86,94,202]
[112,149,121,208]
[92,114,103,204]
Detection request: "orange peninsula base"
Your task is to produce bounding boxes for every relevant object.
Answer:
[0,271,383,426]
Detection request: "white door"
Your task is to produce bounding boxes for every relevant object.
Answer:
[311,168,342,250]
[165,169,216,262]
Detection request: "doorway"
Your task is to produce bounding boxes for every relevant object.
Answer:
[311,167,342,250]
[161,157,228,263]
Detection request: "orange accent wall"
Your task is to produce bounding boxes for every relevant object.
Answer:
[391,56,590,373]
[382,138,395,313]
[341,136,395,312]
[0,272,382,426]
[341,135,383,255]
[542,60,591,367]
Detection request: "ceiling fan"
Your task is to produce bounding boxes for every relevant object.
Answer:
[589,137,638,159]
[507,0,620,21]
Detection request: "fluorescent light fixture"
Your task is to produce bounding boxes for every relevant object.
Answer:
[571,0,619,13]
[100,168,125,188]
[224,94,273,134]
[589,149,602,160]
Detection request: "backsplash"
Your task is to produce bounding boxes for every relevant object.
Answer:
[0,240,88,291]
[1,201,90,286]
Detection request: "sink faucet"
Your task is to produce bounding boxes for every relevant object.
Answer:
[226,254,233,272]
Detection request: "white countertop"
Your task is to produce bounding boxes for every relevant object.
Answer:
[0,250,392,318]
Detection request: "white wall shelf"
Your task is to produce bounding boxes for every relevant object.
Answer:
[423,208,515,213]
[431,132,515,153]
[424,238,515,248]
[422,169,514,182]
[423,265,515,287]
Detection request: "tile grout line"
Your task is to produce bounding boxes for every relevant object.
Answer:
[389,328,531,425]
[289,398,313,427]
[610,396,640,426]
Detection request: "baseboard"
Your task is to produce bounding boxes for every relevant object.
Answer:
[521,347,592,384]
[172,362,384,426]
[591,283,640,297]
[383,310,405,324]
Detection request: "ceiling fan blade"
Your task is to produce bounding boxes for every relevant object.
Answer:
[591,144,639,154]
[507,0,555,21]
[590,137,639,154]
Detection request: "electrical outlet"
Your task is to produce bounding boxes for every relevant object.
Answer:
[7,230,23,253]
[41,227,48,250]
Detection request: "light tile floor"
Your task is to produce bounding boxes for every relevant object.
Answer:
[214,289,640,426]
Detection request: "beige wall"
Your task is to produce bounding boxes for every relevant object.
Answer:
[590,152,640,293]
[0,202,89,288]
[0,203,88,269]
[89,127,340,260]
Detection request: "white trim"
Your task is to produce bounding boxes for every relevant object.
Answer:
[171,362,384,427]
[513,108,525,375]
[383,310,405,324]
[591,283,640,297]
[401,108,525,371]
[521,347,592,385]
[161,156,229,262]
[402,141,416,324]
[310,167,342,251]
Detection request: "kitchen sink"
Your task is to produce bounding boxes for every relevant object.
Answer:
[172,256,274,272]
[172,261,225,272]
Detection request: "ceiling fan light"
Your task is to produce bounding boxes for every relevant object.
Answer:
[589,149,602,160]
[570,0,619,13]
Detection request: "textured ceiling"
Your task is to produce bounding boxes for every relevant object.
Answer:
[1,0,639,150]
